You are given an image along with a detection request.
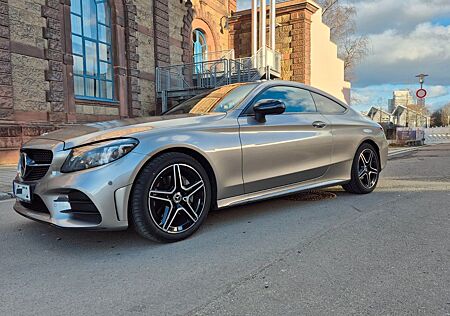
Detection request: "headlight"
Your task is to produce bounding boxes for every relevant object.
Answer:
[61,138,139,173]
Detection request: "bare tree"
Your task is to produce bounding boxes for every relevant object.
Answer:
[431,103,450,127]
[316,0,369,81]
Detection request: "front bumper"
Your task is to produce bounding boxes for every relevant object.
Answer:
[13,149,147,231]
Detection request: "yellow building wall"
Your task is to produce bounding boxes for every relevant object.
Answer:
[309,5,351,103]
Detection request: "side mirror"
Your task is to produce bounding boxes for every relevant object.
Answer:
[253,99,286,123]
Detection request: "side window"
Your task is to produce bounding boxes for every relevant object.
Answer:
[247,86,317,114]
[311,92,347,114]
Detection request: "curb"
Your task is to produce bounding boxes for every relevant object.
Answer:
[0,192,13,201]
[387,147,418,159]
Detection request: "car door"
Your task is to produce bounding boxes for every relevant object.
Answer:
[238,85,333,193]
[310,91,355,166]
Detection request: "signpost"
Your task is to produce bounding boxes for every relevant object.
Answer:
[416,88,427,99]
[415,73,429,127]
[415,73,428,100]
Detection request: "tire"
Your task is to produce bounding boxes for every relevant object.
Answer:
[342,143,380,194]
[130,152,212,242]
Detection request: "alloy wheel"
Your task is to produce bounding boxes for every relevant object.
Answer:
[148,164,206,234]
[358,149,379,189]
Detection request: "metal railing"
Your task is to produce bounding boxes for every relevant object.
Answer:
[156,47,281,94]
[156,47,282,110]
[193,49,235,64]
[156,59,229,93]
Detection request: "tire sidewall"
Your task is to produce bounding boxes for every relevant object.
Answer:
[131,153,212,242]
[351,143,380,194]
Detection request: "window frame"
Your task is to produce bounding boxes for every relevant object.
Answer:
[310,91,349,115]
[71,0,115,103]
[241,85,319,116]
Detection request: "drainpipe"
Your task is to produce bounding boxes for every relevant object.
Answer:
[260,0,266,51]
[260,0,267,74]
[252,0,258,58]
[269,0,276,50]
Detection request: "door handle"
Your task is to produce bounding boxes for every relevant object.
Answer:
[312,121,327,128]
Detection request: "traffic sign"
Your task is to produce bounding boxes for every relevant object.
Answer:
[416,88,427,99]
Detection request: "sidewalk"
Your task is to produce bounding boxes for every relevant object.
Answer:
[387,146,419,157]
[0,165,15,200]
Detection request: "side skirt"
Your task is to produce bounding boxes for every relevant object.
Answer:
[217,179,348,209]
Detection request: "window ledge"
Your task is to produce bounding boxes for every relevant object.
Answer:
[75,97,119,107]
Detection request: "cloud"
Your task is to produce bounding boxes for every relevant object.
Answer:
[235,0,450,108]
[428,85,448,98]
[352,0,450,34]
[237,0,251,10]
[355,23,450,86]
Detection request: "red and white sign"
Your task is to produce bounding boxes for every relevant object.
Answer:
[416,88,427,99]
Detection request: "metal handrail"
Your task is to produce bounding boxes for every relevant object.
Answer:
[156,47,281,94]
[193,49,235,63]
[156,59,229,93]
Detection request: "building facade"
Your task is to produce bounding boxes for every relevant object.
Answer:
[388,89,416,112]
[0,0,348,163]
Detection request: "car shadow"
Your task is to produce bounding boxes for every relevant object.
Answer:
[13,187,349,254]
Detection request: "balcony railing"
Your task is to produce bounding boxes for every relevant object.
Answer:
[156,47,281,110]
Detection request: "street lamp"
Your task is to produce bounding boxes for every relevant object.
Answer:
[415,73,429,127]
[415,73,428,88]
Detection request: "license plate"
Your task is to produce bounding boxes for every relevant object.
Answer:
[13,182,31,203]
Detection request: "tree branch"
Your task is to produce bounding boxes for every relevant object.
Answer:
[322,0,339,16]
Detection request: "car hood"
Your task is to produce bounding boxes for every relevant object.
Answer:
[33,113,225,149]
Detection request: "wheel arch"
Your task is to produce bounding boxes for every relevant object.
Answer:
[127,146,219,223]
[359,138,381,162]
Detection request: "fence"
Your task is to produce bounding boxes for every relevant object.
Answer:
[423,127,450,143]
[392,127,450,145]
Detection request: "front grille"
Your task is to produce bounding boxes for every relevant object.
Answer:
[21,149,53,181]
[23,149,53,164]
[25,166,50,181]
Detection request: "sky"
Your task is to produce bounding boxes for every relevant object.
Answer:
[237,0,450,112]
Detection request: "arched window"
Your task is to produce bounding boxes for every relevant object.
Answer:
[193,29,208,73]
[71,0,114,101]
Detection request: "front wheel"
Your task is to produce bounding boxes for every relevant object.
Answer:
[130,152,211,242]
[342,143,380,194]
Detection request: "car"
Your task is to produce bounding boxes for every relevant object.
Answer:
[13,81,388,242]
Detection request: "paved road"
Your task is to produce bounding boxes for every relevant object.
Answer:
[0,144,449,316]
[0,165,15,199]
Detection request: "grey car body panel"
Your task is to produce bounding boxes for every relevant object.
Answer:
[238,113,333,193]
[14,81,388,230]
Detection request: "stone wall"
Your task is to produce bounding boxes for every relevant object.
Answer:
[135,0,155,116]
[0,0,159,163]
[229,0,318,84]
[0,0,241,164]
[169,0,186,66]
[0,0,13,121]
[191,0,235,54]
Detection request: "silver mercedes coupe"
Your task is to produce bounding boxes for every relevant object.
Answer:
[13,81,388,242]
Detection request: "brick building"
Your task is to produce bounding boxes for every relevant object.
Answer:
[0,0,348,163]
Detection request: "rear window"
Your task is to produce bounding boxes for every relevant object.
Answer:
[311,92,347,114]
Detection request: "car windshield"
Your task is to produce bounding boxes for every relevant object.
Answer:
[163,83,258,115]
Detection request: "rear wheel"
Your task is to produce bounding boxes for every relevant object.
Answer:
[130,152,211,242]
[342,143,380,194]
